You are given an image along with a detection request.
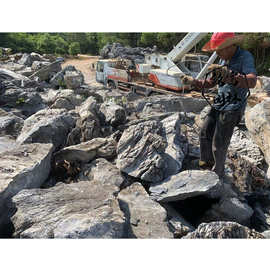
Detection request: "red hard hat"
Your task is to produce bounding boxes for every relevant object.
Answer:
[202,32,240,52]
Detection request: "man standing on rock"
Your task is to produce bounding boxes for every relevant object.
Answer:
[183,32,257,177]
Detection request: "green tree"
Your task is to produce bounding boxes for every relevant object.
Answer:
[86,33,99,55]
[36,33,57,54]
[139,33,158,48]
[54,36,68,55]
[68,42,80,56]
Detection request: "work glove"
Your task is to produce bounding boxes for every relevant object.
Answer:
[181,75,196,86]
[207,64,235,84]
[181,75,205,90]
[181,75,198,87]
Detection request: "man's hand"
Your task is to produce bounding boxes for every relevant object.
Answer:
[181,75,216,90]
[234,73,257,88]
[207,64,232,83]
[181,75,196,86]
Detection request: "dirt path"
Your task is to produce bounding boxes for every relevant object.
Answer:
[61,55,99,85]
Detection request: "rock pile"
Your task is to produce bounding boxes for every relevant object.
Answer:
[1,50,270,239]
[100,43,155,63]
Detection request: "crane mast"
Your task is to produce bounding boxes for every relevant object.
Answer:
[168,32,208,62]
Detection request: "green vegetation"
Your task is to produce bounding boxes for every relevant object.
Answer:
[16,97,25,105]
[0,32,270,75]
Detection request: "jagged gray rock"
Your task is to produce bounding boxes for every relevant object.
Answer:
[116,120,166,182]
[0,108,24,138]
[202,197,254,225]
[0,86,45,117]
[150,170,222,202]
[31,61,51,71]
[258,76,270,94]
[118,182,173,238]
[54,137,117,164]
[50,89,85,110]
[160,113,188,178]
[18,53,46,67]
[116,113,187,182]
[161,203,195,238]
[136,95,208,114]
[0,143,53,203]
[100,102,126,127]
[78,158,125,192]
[64,70,84,90]
[66,96,104,145]
[29,60,62,81]
[7,181,125,238]
[0,68,31,83]
[0,62,25,72]
[183,221,264,239]
[16,108,76,150]
[100,43,153,62]
[0,135,17,154]
[245,98,270,182]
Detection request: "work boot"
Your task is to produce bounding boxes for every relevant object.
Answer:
[190,159,214,170]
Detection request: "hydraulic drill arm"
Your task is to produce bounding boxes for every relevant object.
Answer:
[167,32,208,62]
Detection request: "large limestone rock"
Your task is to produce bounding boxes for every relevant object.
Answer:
[0,87,45,117]
[118,182,173,238]
[64,70,84,90]
[78,158,125,192]
[258,76,270,93]
[116,113,187,183]
[161,203,195,238]
[66,96,102,145]
[245,98,270,180]
[0,136,17,154]
[7,181,125,238]
[49,65,82,89]
[16,108,76,150]
[18,53,46,67]
[0,108,24,138]
[0,68,31,83]
[100,43,153,61]
[149,170,222,202]
[116,120,166,182]
[202,197,254,225]
[100,102,126,127]
[18,53,34,67]
[54,137,117,164]
[135,95,208,114]
[29,60,62,81]
[229,127,264,165]
[0,62,25,72]
[183,221,264,239]
[227,127,266,191]
[31,61,51,71]
[0,143,53,203]
[160,113,188,178]
[50,89,85,110]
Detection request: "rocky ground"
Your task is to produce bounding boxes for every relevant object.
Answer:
[1,47,270,239]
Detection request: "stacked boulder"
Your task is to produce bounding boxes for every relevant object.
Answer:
[100,42,155,63]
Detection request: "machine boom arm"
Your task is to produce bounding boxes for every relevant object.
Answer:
[167,32,208,63]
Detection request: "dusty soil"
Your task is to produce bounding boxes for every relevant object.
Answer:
[61,54,99,85]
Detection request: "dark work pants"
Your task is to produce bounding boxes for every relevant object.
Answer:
[199,107,243,177]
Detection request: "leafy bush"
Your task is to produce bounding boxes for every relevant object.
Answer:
[68,42,80,56]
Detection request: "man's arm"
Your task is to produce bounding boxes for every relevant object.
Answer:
[234,73,257,89]
[182,75,217,90]
[192,78,217,89]
[235,50,257,89]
